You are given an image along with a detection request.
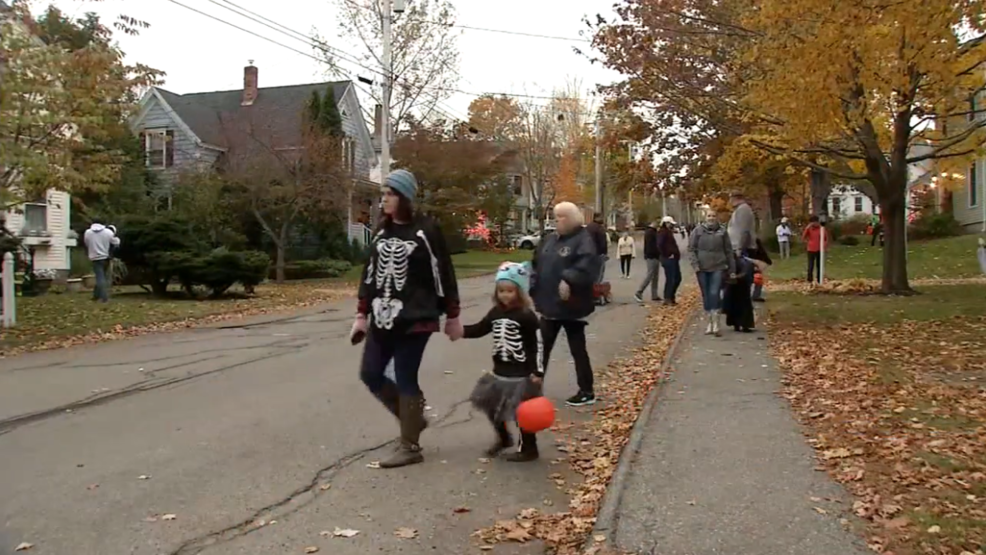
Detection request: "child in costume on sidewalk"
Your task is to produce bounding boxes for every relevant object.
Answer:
[464,262,545,462]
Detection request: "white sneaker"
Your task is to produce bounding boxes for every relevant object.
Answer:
[711,310,721,336]
[704,311,713,335]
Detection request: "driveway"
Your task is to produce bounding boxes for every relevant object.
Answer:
[0,257,658,555]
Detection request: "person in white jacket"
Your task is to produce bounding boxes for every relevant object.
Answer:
[617,231,635,278]
[775,218,793,259]
[83,222,120,302]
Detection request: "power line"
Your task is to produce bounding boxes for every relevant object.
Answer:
[206,0,586,103]
[213,0,469,121]
[402,16,590,43]
[163,0,466,123]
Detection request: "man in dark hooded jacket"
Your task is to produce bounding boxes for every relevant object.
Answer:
[633,220,662,303]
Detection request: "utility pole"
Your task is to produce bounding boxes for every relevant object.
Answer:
[380,0,395,178]
[594,114,603,217]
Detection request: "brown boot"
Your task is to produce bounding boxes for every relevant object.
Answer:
[374,382,428,430]
[380,395,425,468]
[374,381,400,418]
[505,432,539,462]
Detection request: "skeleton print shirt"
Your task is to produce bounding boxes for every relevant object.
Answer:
[463,306,544,379]
[357,218,460,331]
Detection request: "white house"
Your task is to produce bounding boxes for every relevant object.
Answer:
[827,187,876,219]
[0,1,77,276]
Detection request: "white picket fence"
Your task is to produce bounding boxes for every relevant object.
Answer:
[1,252,15,328]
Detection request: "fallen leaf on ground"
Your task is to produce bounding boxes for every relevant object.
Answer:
[366,462,380,469]
[319,483,331,491]
[471,292,699,555]
[394,527,418,539]
[332,528,359,538]
[453,506,471,514]
[161,514,177,521]
[304,547,319,554]
[138,475,151,480]
[15,543,33,551]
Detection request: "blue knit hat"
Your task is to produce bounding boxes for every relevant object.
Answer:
[495,261,532,293]
[385,169,418,201]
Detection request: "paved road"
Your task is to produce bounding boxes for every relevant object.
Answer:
[612,314,870,554]
[0,256,660,555]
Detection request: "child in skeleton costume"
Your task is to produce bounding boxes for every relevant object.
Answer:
[351,169,462,469]
[465,262,545,462]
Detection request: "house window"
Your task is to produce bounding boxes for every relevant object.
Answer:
[23,203,47,231]
[832,197,841,217]
[970,162,979,208]
[854,196,863,213]
[511,175,523,196]
[142,129,175,169]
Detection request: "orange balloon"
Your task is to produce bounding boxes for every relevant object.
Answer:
[516,397,556,433]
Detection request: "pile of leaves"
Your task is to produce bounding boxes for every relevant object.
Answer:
[473,291,698,554]
[772,317,986,554]
[769,277,986,295]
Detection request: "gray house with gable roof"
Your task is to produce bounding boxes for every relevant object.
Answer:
[130,63,380,243]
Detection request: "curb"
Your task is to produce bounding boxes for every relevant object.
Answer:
[584,306,697,551]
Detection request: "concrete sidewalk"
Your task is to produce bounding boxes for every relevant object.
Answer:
[610,315,871,555]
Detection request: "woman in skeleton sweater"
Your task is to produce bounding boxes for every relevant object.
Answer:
[465,262,545,462]
[350,169,462,469]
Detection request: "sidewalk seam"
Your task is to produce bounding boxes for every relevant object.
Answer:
[586,306,697,550]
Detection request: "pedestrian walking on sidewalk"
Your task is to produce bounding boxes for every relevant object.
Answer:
[465,262,545,462]
[617,231,635,278]
[531,202,601,407]
[688,211,735,336]
[633,220,662,303]
[657,216,682,305]
[350,169,463,469]
[722,253,756,332]
[586,214,609,284]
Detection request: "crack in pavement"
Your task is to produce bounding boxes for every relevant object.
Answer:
[0,348,301,435]
[167,398,474,555]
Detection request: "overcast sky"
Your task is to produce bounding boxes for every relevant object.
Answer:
[46,0,621,122]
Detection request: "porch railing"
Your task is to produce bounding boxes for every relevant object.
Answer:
[348,223,373,247]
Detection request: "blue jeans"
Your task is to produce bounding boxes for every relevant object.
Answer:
[661,258,682,301]
[92,259,110,302]
[696,270,723,311]
[360,329,432,396]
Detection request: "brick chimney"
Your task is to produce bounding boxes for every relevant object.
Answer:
[242,61,258,106]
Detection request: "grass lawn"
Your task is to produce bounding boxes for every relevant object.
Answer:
[769,284,986,554]
[768,234,982,281]
[0,250,512,355]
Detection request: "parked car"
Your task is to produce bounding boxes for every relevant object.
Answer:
[513,226,556,250]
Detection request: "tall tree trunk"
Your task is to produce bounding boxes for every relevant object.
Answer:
[768,188,784,222]
[878,186,912,294]
[274,225,289,284]
[810,169,831,216]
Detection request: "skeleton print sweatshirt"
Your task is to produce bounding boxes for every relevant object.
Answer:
[463,306,544,379]
[357,218,460,332]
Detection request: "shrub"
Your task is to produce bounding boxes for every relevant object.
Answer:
[839,235,860,246]
[908,213,962,240]
[117,214,269,296]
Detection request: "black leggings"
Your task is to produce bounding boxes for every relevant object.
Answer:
[806,252,821,283]
[540,318,593,394]
[359,328,432,396]
[620,255,632,275]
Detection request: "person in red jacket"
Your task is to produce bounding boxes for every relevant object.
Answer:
[801,215,830,284]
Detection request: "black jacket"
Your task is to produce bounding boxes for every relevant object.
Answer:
[586,221,608,256]
[463,305,544,378]
[643,226,660,259]
[657,227,680,260]
[530,226,599,321]
[357,217,460,331]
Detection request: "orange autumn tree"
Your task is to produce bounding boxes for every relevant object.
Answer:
[553,153,582,203]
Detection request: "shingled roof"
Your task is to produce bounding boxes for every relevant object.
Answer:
[155,80,351,149]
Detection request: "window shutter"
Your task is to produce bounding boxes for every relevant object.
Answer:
[138,132,147,166]
[165,130,175,167]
